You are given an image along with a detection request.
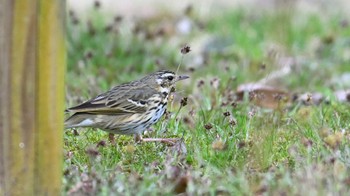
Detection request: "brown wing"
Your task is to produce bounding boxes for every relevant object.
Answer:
[66,83,159,115]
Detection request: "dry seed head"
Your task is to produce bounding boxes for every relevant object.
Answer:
[87,20,96,36]
[248,109,256,118]
[155,28,165,37]
[68,10,75,17]
[231,102,238,108]
[183,117,195,129]
[94,0,101,9]
[181,45,191,54]
[237,141,246,149]
[85,51,94,59]
[229,117,237,126]
[273,93,284,101]
[204,123,213,130]
[223,111,230,117]
[180,97,188,107]
[86,147,99,157]
[71,17,79,25]
[184,4,193,16]
[188,67,195,72]
[104,24,113,33]
[212,140,226,151]
[114,15,123,23]
[260,63,266,70]
[306,93,312,102]
[197,80,205,87]
[221,101,228,107]
[189,108,195,117]
[96,140,106,148]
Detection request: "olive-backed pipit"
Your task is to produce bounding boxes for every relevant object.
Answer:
[65,70,189,143]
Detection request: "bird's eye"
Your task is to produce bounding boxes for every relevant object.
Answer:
[167,76,174,81]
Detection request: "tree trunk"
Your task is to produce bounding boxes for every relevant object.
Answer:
[0,0,65,195]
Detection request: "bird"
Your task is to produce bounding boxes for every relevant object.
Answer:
[64,70,189,144]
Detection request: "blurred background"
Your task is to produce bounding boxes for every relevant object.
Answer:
[66,0,350,103]
[67,0,350,17]
[63,0,350,195]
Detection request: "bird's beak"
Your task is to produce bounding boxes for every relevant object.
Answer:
[176,75,190,82]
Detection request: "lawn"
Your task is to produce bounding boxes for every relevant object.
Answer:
[63,2,350,195]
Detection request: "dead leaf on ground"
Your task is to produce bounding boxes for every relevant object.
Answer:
[173,175,190,194]
[124,144,136,154]
[168,139,187,156]
[68,182,83,195]
[324,132,344,149]
[334,90,350,103]
[212,139,226,151]
[236,83,291,109]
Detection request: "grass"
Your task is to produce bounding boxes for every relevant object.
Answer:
[64,4,350,195]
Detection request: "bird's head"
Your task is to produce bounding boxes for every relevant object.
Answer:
[143,70,189,89]
[156,70,189,88]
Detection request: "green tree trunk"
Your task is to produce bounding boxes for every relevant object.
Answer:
[0,0,65,195]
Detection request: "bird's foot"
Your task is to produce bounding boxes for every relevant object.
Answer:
[141,138,180,145]
[134,134,179,145]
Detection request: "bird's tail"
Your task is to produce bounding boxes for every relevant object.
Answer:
[64,113,95,129]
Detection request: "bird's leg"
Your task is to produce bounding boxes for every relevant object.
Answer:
[134,134,143,143]
[108,133,116,144]
[134,134,179,145]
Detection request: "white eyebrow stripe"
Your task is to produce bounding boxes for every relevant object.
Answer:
[161,73,175,78]
[127,99,147,107]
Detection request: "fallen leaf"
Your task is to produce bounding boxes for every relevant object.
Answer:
[212,139,226,151]
[324,132,343,149]
[168,139,187,156]
[68,182,83,195]
[124,144,136,154]
[319,127,332,139]
[334,90,350,103]
[334,160,346,178]
[173,175,190,194]
[236,84,290,109]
